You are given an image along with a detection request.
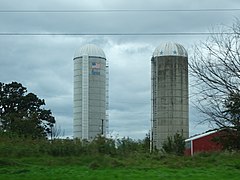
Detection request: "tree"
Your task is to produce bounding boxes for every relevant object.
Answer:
[89,135,116,155]
[190,19,240,149]
[0,82,55,138]
[116,137,140,155]
[224,92,240,130]
[220,92,240,150]
[141,133,150,152]
[162,132,185,156]
[50,124,65,140]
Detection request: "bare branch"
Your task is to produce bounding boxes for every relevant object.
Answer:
[190,18,240,129]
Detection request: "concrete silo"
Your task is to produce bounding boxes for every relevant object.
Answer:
[151,42,189,150]
[73,44,109,140]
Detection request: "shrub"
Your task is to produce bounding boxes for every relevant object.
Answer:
[162,132,185,156]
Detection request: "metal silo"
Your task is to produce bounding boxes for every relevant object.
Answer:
[151,42,189,150]
[73,44,109,140]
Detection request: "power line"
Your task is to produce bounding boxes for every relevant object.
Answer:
[0,8,240,13]
[0,32,235,36]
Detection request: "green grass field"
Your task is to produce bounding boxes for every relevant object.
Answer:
[1,153,240,180]
[0,135,240,179]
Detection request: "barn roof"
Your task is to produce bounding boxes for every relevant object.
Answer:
[185,128,237,142]
[185,130,218,142]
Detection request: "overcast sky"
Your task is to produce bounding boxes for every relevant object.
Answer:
[0,0,240,139]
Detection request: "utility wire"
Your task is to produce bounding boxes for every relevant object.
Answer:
[0,9,240,13]
[0,32,235,36]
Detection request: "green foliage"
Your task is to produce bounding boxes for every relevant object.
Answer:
[162,132,185,156]
[0,131,44,157]
[116,137,140,155]
[141,132,151,152]
[216,92,240,150]
[0,82,55,139]
[224,92,240,127]
[89,135,117,155]
[212,129,240,151]
[0,131,151,158]
[116,133,150,156]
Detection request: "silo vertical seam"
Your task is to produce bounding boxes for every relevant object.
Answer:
[105,60,109,136]
[82,55,89,139]
[150,58,154,152]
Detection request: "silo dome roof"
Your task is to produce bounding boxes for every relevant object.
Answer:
[153,42,188,57]
[74,44,106,59]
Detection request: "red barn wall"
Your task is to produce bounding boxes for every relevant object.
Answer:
[184,131,224,156]
[193,132,222,154]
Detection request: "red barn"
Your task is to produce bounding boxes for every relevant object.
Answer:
[185,130,223,156]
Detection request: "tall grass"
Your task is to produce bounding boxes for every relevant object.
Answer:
[0,132,149,158]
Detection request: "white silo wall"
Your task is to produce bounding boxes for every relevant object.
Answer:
[73,44,107,140]
[151,42,189,150]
